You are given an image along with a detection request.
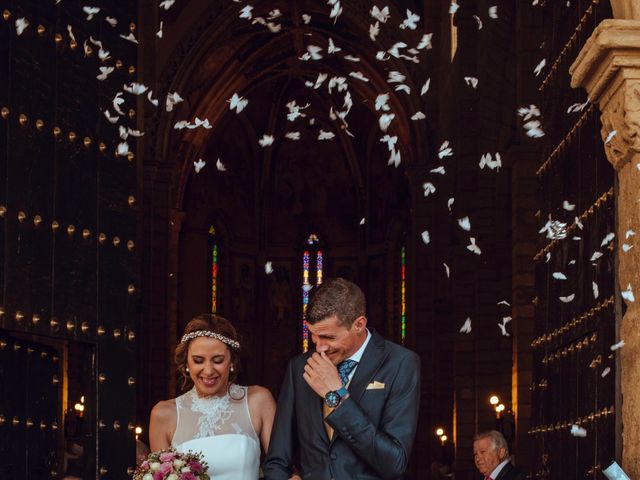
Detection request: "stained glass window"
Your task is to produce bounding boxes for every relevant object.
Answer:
[208,226,218,314]
[400,245,406,344]
[303,233,323,352]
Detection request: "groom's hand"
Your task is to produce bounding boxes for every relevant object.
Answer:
[303,351,342,398]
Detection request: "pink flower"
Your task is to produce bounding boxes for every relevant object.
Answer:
[159,462,173,475]
[153,472,164,480]
[188,462,203,473]
[160,452,177,463]
[180,473,196,480]
[141,460,150,469]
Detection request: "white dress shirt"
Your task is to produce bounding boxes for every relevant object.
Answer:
[344,329,371,382]
[488,459,510,479]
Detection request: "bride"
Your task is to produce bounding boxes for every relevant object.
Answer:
[149,314,276,479]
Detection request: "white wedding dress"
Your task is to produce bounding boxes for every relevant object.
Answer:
[172,385,260,479]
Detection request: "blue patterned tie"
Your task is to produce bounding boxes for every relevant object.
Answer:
[338,359,358,385]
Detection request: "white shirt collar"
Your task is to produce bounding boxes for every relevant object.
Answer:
[347,329,371,363]
[489,459,510,479]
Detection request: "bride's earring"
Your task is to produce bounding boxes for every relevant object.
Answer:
[230,365,234,373]
[185,367,189,373]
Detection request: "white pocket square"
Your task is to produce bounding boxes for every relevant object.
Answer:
[366,381,385,390]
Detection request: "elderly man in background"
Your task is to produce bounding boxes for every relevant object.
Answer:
[473,430,525,480]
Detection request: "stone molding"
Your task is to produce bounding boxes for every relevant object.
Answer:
[570,19,640,170]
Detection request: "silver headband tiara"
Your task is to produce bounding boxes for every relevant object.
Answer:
[181,330,240,349]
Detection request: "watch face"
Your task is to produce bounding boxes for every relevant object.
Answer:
[325,391,340,408]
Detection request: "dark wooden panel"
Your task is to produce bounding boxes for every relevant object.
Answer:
[0,0,138,478]
[531,1,615,478]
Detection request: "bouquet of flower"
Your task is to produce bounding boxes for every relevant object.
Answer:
[133,449,210,480]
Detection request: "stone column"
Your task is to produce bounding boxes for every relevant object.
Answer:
[570,14,640,477]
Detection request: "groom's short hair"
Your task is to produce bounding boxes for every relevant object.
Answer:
[307,277,365,327]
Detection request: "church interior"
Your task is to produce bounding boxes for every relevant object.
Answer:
[1,0,639,478]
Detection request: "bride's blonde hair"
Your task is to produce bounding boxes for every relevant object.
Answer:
[175,314,242,391]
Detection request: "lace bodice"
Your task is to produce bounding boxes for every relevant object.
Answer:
[171,385,260,479]
[172,384,259,445]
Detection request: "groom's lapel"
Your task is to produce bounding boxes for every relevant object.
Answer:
[328,332,388,447]
[346,331,389,404]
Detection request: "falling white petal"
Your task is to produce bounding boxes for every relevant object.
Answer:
[458,216,471,231]
[622,284,635,302]
[611,340,625,351]
[559,294,575,303]
[467,237,482,255]
[459,317,472,334]
[193,158,206,173]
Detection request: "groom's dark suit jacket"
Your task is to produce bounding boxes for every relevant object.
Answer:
[264,331,421,480]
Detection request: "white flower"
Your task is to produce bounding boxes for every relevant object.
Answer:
[173,459,185,468]
[150,462,161,471]
[143,474,153,480]
[167,474,179,480]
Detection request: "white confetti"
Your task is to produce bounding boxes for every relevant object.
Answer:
[399,9,420,30]
[438,141,453,159]
[15,18,29,35]
[534,58,546,77]
[123,82,148,95]
[488,6,498,19]
[421,78,431,96]
[443,263,450,278]
[563,200,575,211]
[193,158,206,173]
[216,159,226,172]
[611,340,625,351]
[421,230,430,245]
[370,5,390,23]
[622,284,635,302]
[552,272,567,280]
[559,294,575,303]
[605,130,617,144]
[259,134,275,147]
[592,281,599,299]
[464,76,479,89]
[601,232,615,247]
[265,261,274,274]
[318,129,335,140]
[458,216,471,231]
[285,131,301,141]
[83,6,100,21]
[459,317,472,334]
[601,367,611,378]
[422,182,436,197]
[467,237,481,255]
[570,425,587,438]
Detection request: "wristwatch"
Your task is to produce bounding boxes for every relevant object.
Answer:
[324,386,349,408]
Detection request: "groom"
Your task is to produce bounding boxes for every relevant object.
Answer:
[264,278,421,480]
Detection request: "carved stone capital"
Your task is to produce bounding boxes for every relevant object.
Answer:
[570,19,640,170]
